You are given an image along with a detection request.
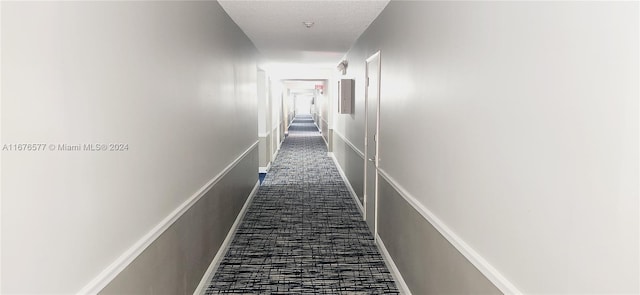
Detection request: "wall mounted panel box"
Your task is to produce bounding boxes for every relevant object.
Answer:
[338,79,354,114]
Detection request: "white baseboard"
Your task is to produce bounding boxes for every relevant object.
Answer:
[328,152,365,218]
[193,180,260,295]
[377,169,521,295]
[76,141,259,295]
[321,134,328,146]
[259,162,271,174]
[376,234,411,295]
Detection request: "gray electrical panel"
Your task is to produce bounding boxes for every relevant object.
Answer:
[338,79,354,114]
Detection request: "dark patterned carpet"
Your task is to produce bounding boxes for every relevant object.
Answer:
[205,115,398,294]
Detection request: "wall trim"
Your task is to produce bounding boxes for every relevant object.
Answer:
[321,133,328,146]
[328,152,365,218]
[320,118,329,135]
[193,180,260,295]
[327,129,333,153]
[271,126,281,161]
[77,141,259,295]
[376,234,411,295]
[258,131,271,138]
[259,162,271,174]
[259,133,271,172]
[315,119,328,146]
[377,169,522,295]
[333,130,364,159]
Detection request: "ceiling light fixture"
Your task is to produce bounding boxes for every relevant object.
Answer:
[302,21,315,29]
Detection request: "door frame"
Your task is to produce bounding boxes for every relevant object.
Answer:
[364,50,381,234]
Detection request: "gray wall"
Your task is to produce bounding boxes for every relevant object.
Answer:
[272,126,281,162]
[100,148,258,294]
[259,134,272,170]
[338,1,638,294]
[257,70,273,171]
[1,1,259,293]
[378,176,501,295]
[332,133,364,205]
[321,119,329,147]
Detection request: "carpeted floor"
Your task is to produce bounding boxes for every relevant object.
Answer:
[205,115,398,294]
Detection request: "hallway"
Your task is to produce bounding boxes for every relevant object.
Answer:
[205,115,398,294]
[2,1,638,294]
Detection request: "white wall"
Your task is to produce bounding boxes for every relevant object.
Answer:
[285,88,295,125]
[1,1,257,294]
[271,81,283,131]
[318,85,328,126]
[257,70,269,136]
[295,95,313,115]
[340,1,638,293]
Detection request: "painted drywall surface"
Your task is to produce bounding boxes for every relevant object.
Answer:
[319,85,329,125]
[99,148,258,294]
[257,70,269,136]
[287,89,295,123]
[346,1,639,294]
[258,70,272,169]
[271,81,283,131]
[333,133,365,205]
[258,136,270,168]
[378,177,502,295]
[269,80,283,156]
[295,96,313,115]
[315,81,331,145]
[1,1,257,294]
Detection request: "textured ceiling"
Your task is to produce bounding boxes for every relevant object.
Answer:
[219,0,389,66]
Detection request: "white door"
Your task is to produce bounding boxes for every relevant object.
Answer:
[364,51,380,233]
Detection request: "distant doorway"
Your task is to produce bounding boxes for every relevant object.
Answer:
[294,95,313,115]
